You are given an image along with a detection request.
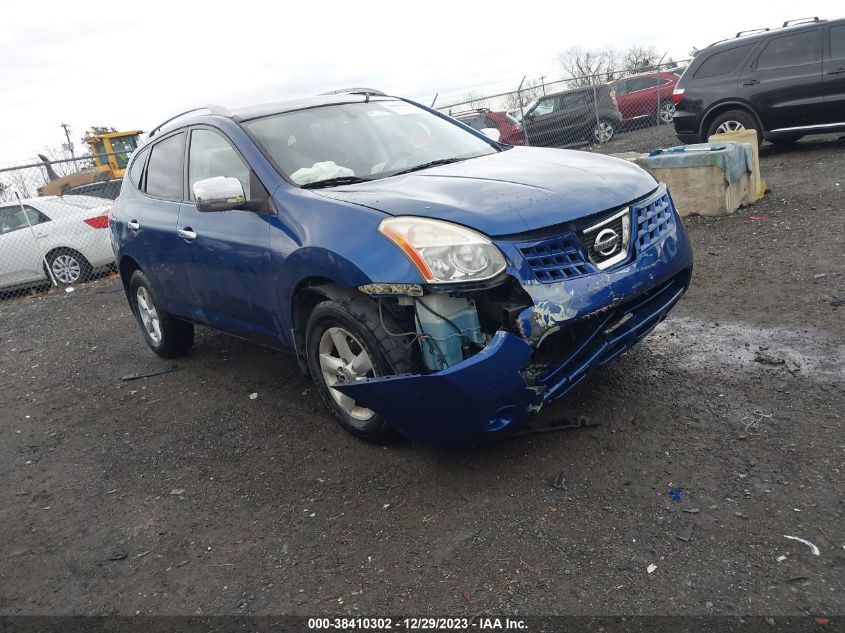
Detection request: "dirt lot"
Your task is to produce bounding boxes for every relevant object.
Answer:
[0,128,843,619]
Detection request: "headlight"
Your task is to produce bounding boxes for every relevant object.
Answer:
[379,217,507,283]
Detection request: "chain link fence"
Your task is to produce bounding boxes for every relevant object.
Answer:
[0,153,126,299]
[433,60,689,149]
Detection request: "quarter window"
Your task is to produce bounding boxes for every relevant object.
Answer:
[128,146,149,189]
[756,30,821,70]
[694,43,755,79]
[831,25,845,60]
[188,129,251,200]
[144,132,185,200]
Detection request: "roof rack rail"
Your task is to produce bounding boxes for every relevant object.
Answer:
[735,27,769,37]
[450,107,492,116]
[148,105,230,138]
[783,16,820,27]
[320,87,387,97]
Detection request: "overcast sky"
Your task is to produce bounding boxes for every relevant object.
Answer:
[2,1,841,164]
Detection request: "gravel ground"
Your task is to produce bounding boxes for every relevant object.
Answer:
[0,128,843,618]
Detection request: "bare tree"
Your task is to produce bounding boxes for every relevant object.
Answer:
[503,79,545,110]
[558,46,621,87]
[446,90,489,112]
[621,45,660,73]
[0,170,39,202]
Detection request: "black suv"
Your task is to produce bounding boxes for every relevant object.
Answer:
[673,17,845,144]
[522,84,624,146]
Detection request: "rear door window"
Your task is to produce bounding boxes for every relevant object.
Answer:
[755,30,821,70]
[560,91,592,109]
[830,25,845,60]
[144,132,185,200]
[694,43,756,79]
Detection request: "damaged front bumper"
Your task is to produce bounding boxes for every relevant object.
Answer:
[336,187,693,447]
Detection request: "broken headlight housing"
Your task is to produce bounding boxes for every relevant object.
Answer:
[379,217,507,284]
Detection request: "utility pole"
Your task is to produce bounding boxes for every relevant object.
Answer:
[59,123,75,157]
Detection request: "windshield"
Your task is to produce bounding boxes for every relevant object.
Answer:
[108,135,140,169]
[244,99,498,187]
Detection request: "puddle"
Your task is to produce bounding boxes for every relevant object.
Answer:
[648,317,845,385]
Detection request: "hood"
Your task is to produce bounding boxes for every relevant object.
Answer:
[316,146,657,236]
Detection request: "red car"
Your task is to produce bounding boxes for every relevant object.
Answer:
[610,71,681,125]
[453,109,525,145]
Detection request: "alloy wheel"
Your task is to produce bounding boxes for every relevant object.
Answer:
[716,120,745,134]
[659,102,675,123]
[51,254,81,284]
[318,326,376,424]
[593,121,614,143]
[136,286,162,345]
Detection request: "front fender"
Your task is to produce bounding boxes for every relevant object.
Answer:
[268,192,427,344]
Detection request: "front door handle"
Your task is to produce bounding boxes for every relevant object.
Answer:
[178,228,197,241]
[828,68,845,75]
[742,79,760,86]
[127,220,140,231]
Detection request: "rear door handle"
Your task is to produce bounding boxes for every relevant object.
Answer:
[178,228,197,241]
[127,220,140,231]
[742,79,760,86]
[828,68,845,75]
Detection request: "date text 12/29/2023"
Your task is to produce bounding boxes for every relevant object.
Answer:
[307,617,528,630]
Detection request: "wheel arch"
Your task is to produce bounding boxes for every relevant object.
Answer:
[290,278,362,375]
[118,255,142,300]
[699,101,764,139]
[42,246,92,282]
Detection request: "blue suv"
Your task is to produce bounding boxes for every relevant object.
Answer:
[110,92,693,447]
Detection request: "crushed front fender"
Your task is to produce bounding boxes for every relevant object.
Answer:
[333,331,539,447]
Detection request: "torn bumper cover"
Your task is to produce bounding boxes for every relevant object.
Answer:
[336,193,693,447]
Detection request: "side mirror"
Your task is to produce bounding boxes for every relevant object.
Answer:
[480,127,501,142]
[193,176,246,212]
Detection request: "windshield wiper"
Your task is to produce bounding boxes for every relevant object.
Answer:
[301,176,372,189]
[390,157,468,176]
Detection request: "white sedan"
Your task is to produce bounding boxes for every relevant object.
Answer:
[0,195,115,291]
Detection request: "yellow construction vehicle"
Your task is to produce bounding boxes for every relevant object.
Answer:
[38,128,143,196]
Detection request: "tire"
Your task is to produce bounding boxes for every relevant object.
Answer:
[46,248,92,286]
[592,118,616,144]
[706,109,762,145]
[128,269,194,358]
[305,295,416,443]
[658,99,675,124]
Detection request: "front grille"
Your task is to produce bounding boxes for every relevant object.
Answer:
[516,186,675,283]
[518,236,590,283]
[577,209,629,267]
[635,191,674,251]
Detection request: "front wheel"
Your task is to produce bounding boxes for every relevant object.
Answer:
[129,270,194,358]
[592,118,616,144]
[305,295,416,443]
